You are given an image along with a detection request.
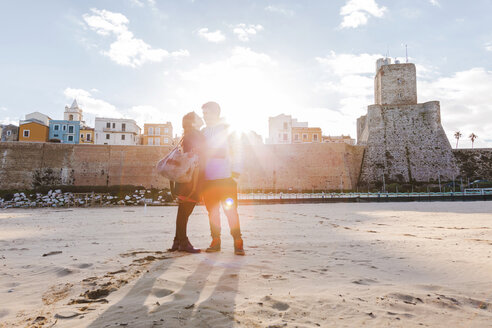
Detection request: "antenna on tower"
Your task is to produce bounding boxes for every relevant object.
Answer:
[405,44,408,63]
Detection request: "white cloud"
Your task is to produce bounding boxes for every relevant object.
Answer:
[233,24,263,42]
[197,28,226,43]
[64,88,122,119]
[316,51,381,76]
[265,5,294,17]
[130,0,144,7]
[339,0,387,29]
[63,88,171,129]
[485,42,492,52]
[429,0,440,7]
[0,106,7,111]
[419,68,492,148]
[0,116,19,125]
[83,8,188,68]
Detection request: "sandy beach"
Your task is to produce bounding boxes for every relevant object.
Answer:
[1,202,492,327]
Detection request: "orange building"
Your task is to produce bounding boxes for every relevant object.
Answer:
[19,121,49,142]
[292,127,322,143]
[142,123,173,146]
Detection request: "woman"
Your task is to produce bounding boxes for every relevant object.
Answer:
[169,112,205,253]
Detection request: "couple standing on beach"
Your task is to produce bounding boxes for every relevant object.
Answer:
[168,101,245,256]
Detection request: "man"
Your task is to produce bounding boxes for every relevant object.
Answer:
[201,101,245,256]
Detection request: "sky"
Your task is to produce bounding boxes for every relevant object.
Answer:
[0,0,491,147]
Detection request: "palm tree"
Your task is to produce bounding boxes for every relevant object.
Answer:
[469,133,478,149]
[454,131,462,149]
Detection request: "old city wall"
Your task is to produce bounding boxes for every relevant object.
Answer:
[0,142,172,190]
[358,101,460,185]
[0,142,365,191]
[453,149,492,181]
[238,143,365,191]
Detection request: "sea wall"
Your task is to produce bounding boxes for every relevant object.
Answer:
[0,142,365,191]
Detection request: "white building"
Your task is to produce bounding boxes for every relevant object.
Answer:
[21,112,51,126]
[267,114,308,144]
[94,117,141,145]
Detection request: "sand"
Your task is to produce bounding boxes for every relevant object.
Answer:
[1,202,492,327]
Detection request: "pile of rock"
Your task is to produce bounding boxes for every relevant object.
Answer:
[0,189,174,209]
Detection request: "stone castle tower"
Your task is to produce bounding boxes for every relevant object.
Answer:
[357,58,459,186]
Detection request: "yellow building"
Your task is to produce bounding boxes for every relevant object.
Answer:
[80,128,94,144]
[142,123,173,146]
[292,127,322,143]
[18,121,49,142]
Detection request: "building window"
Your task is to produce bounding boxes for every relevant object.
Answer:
[80,134,83,139]
[303,134,308,140]
[148,127,154,135]
[155,127,160,135]
[155,138,160,145]
[54,134,59,137]
[106,134,110,140]
[68,135,74,142]
[164,128,169,134]
[294,134,299,141]
[121,134,126,140]
[87,134,91,141]
[54,124,59,131]
[164,138,169,144]
[283,122,288,130]
[106,122,111,128]
[7,130,11,136]
[313,134,318,142]
[68,125,74,133]
[62,125,66,131]
[148,137,153,145]
[112,123,115,128]
[23,130,30,138]
[69,114,74,120]
[122,123,126,131]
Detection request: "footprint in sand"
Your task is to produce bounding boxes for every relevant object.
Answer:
[262,296,290,311]
[352,278,378,285]
[152,288,174,298]
[389,293,424,305]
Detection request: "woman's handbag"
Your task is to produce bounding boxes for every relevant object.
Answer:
[156,139,198,183]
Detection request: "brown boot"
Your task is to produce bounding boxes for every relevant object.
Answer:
[234,238,245,256]
[205,238,221,252]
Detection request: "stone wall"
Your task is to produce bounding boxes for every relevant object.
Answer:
[358,101,460,185]
[0,142,172,190]
[238,143,364,191]
[0,142,365,191]
[453,149,492,181]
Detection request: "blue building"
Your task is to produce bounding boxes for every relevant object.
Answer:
[48,120,81,143]
[48,99,85,144]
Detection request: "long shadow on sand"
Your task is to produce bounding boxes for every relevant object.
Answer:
[86,254,242,327]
